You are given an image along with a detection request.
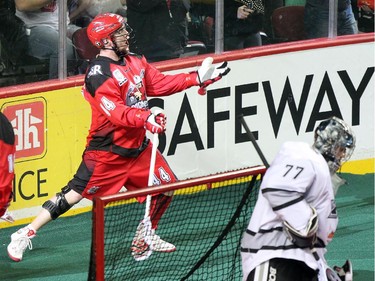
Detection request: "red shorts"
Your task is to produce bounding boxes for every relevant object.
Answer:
[68,141,177,202]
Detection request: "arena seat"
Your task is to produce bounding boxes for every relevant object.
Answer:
[72,27,100,61]
[271,6,306,43]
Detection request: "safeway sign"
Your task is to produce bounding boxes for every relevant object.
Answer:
[1,97,47,162]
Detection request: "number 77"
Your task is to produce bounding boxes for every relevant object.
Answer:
[283,164,304,179]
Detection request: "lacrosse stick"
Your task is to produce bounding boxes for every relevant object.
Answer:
[239,114,269,168]
[132,132,159,261]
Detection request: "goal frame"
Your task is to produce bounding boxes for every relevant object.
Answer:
[91,165,266,281]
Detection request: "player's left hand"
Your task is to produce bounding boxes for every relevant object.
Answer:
[145,111,166,134]
[196,57,230,95]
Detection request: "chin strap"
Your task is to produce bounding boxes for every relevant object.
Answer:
[102,46,127,58]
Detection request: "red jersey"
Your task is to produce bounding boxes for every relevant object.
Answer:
[0,112,15,217]
[82,54,197,157]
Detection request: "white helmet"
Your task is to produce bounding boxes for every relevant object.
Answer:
[313,116,355,173]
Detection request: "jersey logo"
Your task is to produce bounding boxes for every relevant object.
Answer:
[134,75,143,89]
[113,69,128,86]
[269,266,277,281]
[87,65,103,78]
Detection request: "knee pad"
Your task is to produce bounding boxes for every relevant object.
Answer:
[42,186,72,220]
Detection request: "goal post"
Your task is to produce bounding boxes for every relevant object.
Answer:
[89,165,266,281]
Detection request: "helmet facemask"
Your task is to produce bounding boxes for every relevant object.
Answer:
[109,23,133,57]
[313,117,355,173]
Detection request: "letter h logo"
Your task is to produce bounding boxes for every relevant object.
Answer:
[2,98,47,162]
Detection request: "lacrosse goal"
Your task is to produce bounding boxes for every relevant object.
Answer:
[88,165,266,281]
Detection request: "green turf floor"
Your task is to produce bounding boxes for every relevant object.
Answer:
[0,173,373,281]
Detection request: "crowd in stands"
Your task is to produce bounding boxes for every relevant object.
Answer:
[0,0,373,87]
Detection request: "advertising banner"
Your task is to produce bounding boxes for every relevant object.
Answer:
[1,41,374,227]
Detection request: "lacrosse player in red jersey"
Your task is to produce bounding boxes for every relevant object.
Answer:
[7,12,230,262]
[0,112,15,224]
[241,116,355,281]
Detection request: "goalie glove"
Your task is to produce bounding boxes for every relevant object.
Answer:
[196,57,230,95]
[283,206,318,248]
[145,111,166,134]
[332,260,353,281]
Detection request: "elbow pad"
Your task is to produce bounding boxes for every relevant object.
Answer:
[283,206,318,248]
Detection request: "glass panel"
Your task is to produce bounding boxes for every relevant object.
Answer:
[190,0,363,48]
[0,0,83,87]
[1,0,372,88]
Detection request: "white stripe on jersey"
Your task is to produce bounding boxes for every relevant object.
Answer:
[254,261,269,281]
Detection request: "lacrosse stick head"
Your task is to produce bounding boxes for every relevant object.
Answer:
[131,219,153,261]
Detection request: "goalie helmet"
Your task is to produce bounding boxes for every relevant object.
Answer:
[313,117,355,173]
[87,13,132,57]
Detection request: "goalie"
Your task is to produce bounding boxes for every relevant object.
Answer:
[241,116,355,281]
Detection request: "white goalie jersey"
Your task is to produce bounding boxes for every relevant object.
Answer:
[241,141,338,280]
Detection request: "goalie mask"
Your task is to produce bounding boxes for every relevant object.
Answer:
[313,117,355,173]
[87,13,132,57]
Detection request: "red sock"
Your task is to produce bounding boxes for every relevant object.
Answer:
[149,194,172,230]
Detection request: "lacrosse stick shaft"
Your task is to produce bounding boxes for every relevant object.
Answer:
[144,133,159,219]
[239,115,270,168]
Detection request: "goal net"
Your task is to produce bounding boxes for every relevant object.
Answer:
[88,166,266,281]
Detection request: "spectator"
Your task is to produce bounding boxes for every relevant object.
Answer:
[0,0,29,64]
[69,0,127,28]
[191,0,265,51]
[68,0,93,28]
[126,0,190,62]
[304,0,359,39]
[86,0,127,18]
[357,0,374,32]
[7,13,230,262]
[223,0,264,50]
[0,112,15,224]
[241,116,355,281]
[15,0,80,78]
